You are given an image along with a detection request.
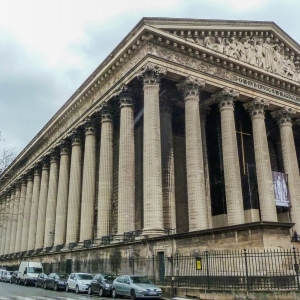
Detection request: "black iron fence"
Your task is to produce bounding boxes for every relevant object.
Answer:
[5,247,300,290]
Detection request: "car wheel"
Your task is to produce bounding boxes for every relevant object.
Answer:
[43,282,47,289]
[99,287,104,297]
[112,288,118,298]
[35,281,38,288]
[75,285,80,294]
[88,286,92,295]
[66,284,69,292]
[130,290,136,300]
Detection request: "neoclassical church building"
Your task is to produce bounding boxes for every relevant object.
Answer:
[1,18,300,263]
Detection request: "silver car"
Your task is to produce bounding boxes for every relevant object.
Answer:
[112,275,162,300]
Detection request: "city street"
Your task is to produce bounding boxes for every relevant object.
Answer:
[0,281,101,299]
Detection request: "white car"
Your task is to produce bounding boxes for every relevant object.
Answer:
[66,272,94,294]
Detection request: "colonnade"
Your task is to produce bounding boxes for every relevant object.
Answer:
[1,66,300,256]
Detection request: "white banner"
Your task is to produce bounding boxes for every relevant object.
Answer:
[272,171,290,207]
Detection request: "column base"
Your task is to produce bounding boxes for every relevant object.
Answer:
[141,228,165,238]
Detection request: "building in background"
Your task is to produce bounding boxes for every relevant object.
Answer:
[1,18,300,266]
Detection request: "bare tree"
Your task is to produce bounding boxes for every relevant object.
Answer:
[0,131,16,174]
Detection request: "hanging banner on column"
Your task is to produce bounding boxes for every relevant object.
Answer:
[272,171,290,207]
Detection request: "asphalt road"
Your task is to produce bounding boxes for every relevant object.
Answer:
[0,281,102,299]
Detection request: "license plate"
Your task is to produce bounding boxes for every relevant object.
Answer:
[149,292,156,295]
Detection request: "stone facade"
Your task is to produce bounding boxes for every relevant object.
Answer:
[1,18,300,267]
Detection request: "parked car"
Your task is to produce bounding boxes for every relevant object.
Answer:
[112,275,162,300]
[10,271,20,284]
[88,273,117,296]
[18,261,43,286]
[35,273,48,288]
[0,269,6,281]
[44,273,68,291]
[66,272,94,293]
[1,271,13,282]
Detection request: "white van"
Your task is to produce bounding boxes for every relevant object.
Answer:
[18,261,43,286]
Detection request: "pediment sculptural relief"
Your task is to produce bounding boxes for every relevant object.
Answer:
[185,35,300,83]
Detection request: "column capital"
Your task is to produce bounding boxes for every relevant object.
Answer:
[83,117,96,135]
[48,148,59,163]
[69,130,82,146]
[137,63,166,86]
[117,85,134,108]
[244,97,270,119]
[272,106,296,125]
[177,76,205,99]
[41,159,50,170]
[98,103,113,123]
[213,87,239,110]
[58,139,70,155]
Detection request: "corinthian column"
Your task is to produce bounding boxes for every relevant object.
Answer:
[138,63,166,237]
[116,88,135,238]
[35,160,50,249]
[80,119,96,241]
[44,150,59,248]
[21,173,33,252]
[27,166,42,250]
[66,131,83,244]
[160,97,176,231]
[214,88,245,225]
[273,107,300,231]
[5,192,13,254]
[1,195,10,254]
[54,141,70,246]
[178,77,208,231]
[10,184,20,253]
[245,98,277,222]
[15,179,27,253]
[0,198,5,255]
[97,105,113,238]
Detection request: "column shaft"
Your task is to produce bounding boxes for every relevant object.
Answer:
[21,175,33,252]
[54,142,70,245]
[245,99,277,221]
[80,121,96,241]
[66,133,82,244]
[4,193,13,254]
[97,108,113,238]
[117,95,135,236]
[142,68,164,236]
[0,199,4,255]
[27,168,41,250]
[160,100,176,231]
[15,181,27,253]
[10,185,20,253]
[35,162,50,249]
[44,151,59,248]
[274,107,300,231]
[215,88,244,225]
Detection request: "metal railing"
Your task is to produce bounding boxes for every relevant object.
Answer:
[4,247,300,290]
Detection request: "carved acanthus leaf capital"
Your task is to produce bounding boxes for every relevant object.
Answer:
[97,103,113,123]
[213,87,239,109]
[117,85,134,108]
[137,63,167,85]
[58,139,70,155]
[272,106,296,125]
[83,117,96,135]
[244,97,270,119]
[177,76,206,99]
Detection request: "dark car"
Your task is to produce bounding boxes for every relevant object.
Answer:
[35,273,48,288]
[88,273,117,296]
[10,271,20,284]
[43,273,69,291]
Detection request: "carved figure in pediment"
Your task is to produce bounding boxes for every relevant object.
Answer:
[262,38,276,72]
[203,36,216,50]
[255,39,264,68]
[236,37,246,62]
[245,38,256,65]
[228,37,239,59]
[283,54,296,80]
[273,45,285,76]
[213,37,224,54]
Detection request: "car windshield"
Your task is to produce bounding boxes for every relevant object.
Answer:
[28,267,43,273]
[103,274,116,281]
[58,274,69,280]
[130,276,152,284]
[77,274,93,280]
[8,271,13,275]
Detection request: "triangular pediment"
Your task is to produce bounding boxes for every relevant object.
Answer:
[136,18,300,85]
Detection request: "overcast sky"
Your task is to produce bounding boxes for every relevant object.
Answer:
[1,0,300,155]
